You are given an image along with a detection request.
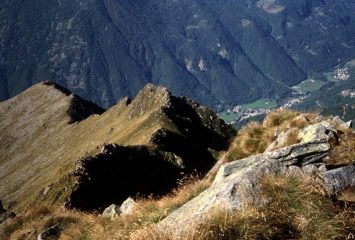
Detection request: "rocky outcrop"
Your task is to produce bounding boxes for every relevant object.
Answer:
[158,137,354,237]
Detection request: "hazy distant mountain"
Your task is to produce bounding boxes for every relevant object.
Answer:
[0,0,354,108]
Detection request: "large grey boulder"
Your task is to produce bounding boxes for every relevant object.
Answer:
[157,140,354,237]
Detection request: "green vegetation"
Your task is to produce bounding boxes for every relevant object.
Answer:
[217,112,240,122]
[240,98,278,110]
[293,79,327,93]
[294,77,355,123]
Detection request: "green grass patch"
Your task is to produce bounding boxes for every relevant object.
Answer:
[217,112,240,122]
[293,79,327,93]
[240,98,278,110]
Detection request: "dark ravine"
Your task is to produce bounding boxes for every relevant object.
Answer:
[66,145,184,211]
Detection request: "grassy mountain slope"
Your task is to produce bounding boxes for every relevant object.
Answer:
[0,82,234,212]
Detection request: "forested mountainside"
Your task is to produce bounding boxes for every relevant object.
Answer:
[1,0,354,108]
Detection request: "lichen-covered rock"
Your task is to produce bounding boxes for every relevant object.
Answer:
[158,137,355,237]
[158,141,332,236]
[298,122,337,144]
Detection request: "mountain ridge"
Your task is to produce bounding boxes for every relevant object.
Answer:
[0,82,235,212]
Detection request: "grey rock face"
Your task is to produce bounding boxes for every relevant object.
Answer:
[158,139,354,237]
[324,165,355,195]
[158,141,331,236]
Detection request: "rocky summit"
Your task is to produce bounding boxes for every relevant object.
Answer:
[157,116,355,238]
[0,82,235,212]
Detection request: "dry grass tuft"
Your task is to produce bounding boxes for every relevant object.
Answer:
[2,175,354,240]
[263,110,299,128]
[327,129,355,166]
[142,175,355,240]
[0,176,210,240]
[225,110,318,162]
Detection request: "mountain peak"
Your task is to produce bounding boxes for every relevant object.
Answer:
[0,83,235,212]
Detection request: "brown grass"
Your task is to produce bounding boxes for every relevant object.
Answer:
[2,175,354,240]
[225,111,318,162]
[263,110,299,128]
[327,128,355,166]
[0,176,210,240]
[137,175,355,240]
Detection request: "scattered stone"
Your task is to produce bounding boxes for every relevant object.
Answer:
[120,197,136,215]
[101,198,137,220]
[37,224,61,240]
[102,204,121,220]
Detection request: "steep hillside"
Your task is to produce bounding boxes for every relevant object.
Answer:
[0,0,354,108]
[0,82,235,212]
[1,109,354,240]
